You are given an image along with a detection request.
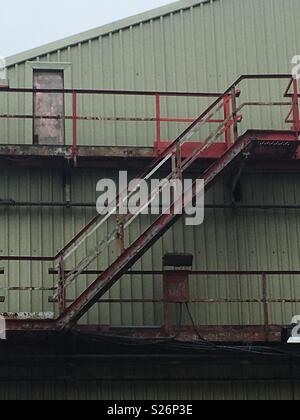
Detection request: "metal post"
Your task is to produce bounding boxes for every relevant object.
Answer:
[156,94,161,146]
[117,215,125,256]
[231,88,239,143]
[224,94,232,148]
[175,141,183,180]
[58,255,66,314]
[292,78,300,133]
[262,273,269,341]
[72,91,78,165]
[163,298,170,336]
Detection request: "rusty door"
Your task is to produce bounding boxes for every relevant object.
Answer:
[33,70,65,145]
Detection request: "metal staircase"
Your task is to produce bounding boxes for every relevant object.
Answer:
[0,74,299,334]
[53,76,300,331]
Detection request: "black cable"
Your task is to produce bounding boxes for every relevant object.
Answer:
[184,303,217,349]
[74,329,300,359]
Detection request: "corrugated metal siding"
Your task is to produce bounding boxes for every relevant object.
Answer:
[1,167,300,327]
[0,380,297,400]
[2,0,300,146]
[0,361,298,399]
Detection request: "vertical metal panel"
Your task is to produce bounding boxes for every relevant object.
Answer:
[0,379,296,400]
[0,362,297,400]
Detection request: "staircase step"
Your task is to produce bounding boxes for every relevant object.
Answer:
[250,139,300,159]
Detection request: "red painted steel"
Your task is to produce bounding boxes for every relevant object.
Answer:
[164,271,190,303]
[163,271,190,334]
[153,92,235,154]
[224,94,232,147]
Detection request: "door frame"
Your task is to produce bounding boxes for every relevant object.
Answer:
[25,61,72,145]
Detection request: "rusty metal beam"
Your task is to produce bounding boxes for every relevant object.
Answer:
[49,298,300,304]
[0,137,300,172]
[0,114,227,124]
[2,323,283,343]
[48,269,300,276]
[77,325,283,343]
[5,319,56,332]
[0,144,154,159]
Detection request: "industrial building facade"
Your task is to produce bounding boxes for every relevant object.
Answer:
[0,0,300,400]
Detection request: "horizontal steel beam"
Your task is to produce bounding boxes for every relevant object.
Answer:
[0,144,154,159]
[49,298,300,305]
[5,319,56,331]
[0,114,226,124]
[2,322,283,343]
[4,202,300,209]
[48,269,300,276]
[1,312,54,320]
[77,325,283,343]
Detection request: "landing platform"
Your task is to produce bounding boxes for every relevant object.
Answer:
[0,130,299,172]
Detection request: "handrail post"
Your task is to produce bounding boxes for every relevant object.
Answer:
[58,255,66,314]
[292,78,300,133]
[224,94,232,148]
[262,273,269,342]
[116,215,125,256]
[156,94,161,148]
[72,90,78,165]
[231,88,239,143]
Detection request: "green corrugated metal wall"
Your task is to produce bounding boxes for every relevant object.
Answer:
[1,0,300,145]
[1,167,300,327]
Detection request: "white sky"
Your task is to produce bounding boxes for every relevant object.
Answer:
[1,0,175,57]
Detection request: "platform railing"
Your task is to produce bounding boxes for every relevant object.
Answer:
[0,75,298,160]
[0,268,299,341]
[47,269,300,332]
